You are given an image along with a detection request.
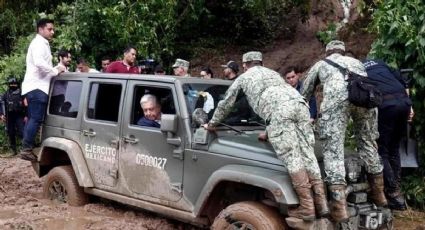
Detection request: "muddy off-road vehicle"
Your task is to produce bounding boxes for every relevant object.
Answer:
[31,73,393,229]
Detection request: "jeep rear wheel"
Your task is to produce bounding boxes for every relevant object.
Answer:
[43,165,88,206]
[211,201,286,230]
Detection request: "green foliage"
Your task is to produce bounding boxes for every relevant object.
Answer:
[0,35,33,91]
[344,119,357,150]
[316,23,338,45]
[52,0,181,66]
[0,0,74,55]
[370,0,425,209]
[402,173,425,210]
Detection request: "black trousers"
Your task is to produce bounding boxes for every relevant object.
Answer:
[377,102,410,195]
[6,111,25,152]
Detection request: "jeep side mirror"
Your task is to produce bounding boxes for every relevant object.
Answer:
[161,114,178,133]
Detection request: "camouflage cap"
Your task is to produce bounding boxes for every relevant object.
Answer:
[326,40,345,52]
[172,58,190,68]
[242,51,262,63]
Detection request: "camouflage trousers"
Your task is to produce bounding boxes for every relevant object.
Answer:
[267,101,322,180]
[318,100,383,185]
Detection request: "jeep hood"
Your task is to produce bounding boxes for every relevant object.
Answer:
[207,133,357,165]
[208,133,283,166]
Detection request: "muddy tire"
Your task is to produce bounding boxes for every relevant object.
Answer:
[211,201,286,230]
[43,165,89,206]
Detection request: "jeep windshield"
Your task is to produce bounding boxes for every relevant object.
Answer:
[183,83,265,127]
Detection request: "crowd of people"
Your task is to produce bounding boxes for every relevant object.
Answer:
[0,18,415,224]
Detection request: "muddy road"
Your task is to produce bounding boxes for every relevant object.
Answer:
[0,156,424,230]
[0,156,197,230]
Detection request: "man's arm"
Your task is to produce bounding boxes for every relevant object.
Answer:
[105,62,117,73]
[302,62,321,101]
[392,68,415,121]
[31,44,60,77]
[208,79,242,127]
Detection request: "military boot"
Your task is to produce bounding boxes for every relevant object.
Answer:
[387,190,407,211]
[367,172,388,207]
[328,185,349,222]
[308,176,330,218]
[288,170,316,221]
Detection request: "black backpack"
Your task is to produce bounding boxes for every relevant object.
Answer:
[323,59,382,108]
[5,89,24,113]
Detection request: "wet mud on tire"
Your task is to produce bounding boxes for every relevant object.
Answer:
[43,165,89,206]
[211,201,286,230]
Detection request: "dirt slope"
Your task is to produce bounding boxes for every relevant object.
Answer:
[190,0,373,77]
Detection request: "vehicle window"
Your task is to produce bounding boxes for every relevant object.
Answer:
[131,86,175,127]
[49,80,82,118]
[87,83,122,122]
[183,83,263,126]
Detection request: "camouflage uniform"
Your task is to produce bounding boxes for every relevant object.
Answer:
[302,50,383,185]
[172,58,191,77]
[209,64,322,180]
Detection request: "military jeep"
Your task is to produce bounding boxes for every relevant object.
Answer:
[31,73,392,229]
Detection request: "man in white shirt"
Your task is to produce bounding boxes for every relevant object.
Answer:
[19,18,65,161]
[76,58,100,73]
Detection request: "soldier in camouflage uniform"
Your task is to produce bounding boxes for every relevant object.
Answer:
[204,51,329,221]
[302,40,387,222]
[172,58,191,77]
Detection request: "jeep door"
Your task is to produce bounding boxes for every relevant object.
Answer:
[119,81,184,203]
[81,79,126,190]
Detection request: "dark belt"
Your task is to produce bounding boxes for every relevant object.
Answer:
[382,93,407,100]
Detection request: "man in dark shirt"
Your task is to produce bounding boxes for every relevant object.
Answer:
[363,59,413,210]
[221,60,239,80]
[0,78,26,156]
[137,94,161,128]
[106,46,140,74]
[284,66,317,122]
[101,57,111,72]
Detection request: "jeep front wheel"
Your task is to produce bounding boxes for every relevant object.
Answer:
[211,201,285,230]
[43,165,88,206]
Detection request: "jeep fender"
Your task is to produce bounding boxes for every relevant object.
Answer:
[38,137,94,187]
[194,164,298,214]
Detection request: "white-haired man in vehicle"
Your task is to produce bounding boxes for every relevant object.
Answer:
[137,94,161,128]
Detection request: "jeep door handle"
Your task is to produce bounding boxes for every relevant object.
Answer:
[82,129,96,137]
[123,136,138,144]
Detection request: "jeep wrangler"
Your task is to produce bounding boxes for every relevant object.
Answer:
[31,73,393,229]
